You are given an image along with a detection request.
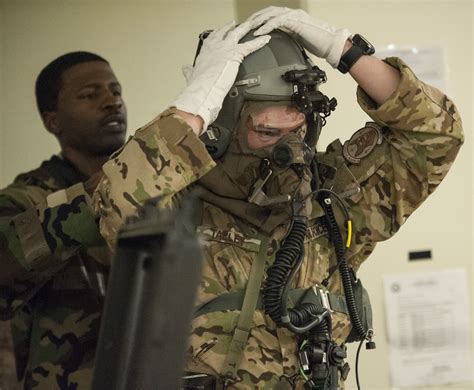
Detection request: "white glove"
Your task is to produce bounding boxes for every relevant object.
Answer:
[172,21,271,132]
[181,64,194,85]
[248,7,351,69]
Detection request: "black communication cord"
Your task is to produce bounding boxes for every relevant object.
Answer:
[355,338,364,390]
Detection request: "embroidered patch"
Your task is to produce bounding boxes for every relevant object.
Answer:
[343,123,383,164]
[197,226,261,252]
[304,221,328,242]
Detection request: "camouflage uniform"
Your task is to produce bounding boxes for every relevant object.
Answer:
[1,57,462,389]
[0,155,111,389]
[94,58,463,389]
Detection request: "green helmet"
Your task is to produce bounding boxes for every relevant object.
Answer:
[198,28,335,159]
[214,28,314,133]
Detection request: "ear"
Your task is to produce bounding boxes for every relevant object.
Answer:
[42,111,61,136]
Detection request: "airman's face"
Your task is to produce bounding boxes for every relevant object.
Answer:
[246,105,306,150]
[44,61,127,157]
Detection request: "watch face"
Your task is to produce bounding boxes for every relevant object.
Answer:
[352,34,375,55]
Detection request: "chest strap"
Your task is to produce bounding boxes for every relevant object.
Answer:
[195,285,349,319]
[220,235,270,384]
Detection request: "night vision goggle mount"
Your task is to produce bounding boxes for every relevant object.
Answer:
[283,66,337,150]
[283,66,337,116]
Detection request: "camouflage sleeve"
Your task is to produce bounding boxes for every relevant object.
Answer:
[93,109,216,247]
[348,57,463,244]
[0,183,105,320]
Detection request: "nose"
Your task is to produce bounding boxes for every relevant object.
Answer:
[102,91,123,111]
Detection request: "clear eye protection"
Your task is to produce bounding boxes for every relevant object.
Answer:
[245,104,306,150]
[249,105,306,132]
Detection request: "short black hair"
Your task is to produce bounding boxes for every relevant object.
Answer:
[35,51,109,114]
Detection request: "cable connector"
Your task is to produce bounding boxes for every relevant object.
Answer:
[365,329,376,350]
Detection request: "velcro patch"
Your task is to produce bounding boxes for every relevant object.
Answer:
[343,123,383,164]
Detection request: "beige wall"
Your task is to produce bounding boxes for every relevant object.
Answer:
[0,0,235,186]
[234,0,301,21]
[0,2,4,185]
[301,1,473,389]
[0,1,472,389]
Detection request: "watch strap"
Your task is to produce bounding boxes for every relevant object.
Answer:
[337,44,365,74]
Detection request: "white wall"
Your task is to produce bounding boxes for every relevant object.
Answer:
[0,1,472,389]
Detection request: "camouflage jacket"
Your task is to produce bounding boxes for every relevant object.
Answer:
[0,155,111,389]
[94,57,463,389]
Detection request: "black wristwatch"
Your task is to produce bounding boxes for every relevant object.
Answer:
[337,34,375,74]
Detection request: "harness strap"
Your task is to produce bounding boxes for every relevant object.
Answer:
[221,235,270,383]
[195,286,349,318]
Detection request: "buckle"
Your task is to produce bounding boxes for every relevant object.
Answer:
[234,76,260,87]
[182,373,223,390]
[313,286,332,312]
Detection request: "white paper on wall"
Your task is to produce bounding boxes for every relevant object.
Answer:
[383,268,472,388]
[377,46,447,92]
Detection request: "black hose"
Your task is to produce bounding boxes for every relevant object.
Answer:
[264,217,332,334]
[263,218,307,326]
[263,195,367,341]
[320,197,366,339]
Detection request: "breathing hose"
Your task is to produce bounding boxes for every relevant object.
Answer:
[263,216,332,334]
[262,193,368,340]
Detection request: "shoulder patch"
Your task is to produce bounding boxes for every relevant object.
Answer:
[343,122,383,164]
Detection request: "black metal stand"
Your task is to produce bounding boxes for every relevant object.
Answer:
[92,196,203,390]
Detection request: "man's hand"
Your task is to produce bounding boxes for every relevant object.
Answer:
[172,21,270,135]
[249,6,351,69]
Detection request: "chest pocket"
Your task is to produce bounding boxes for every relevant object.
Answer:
[190,227,265,373]
[196,226,262,295]
[297,215,332,289]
